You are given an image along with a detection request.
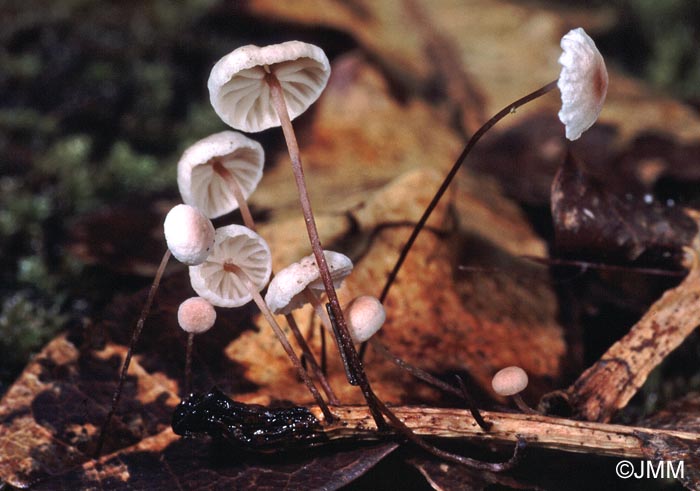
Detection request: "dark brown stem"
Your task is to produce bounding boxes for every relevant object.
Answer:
[266,72,386,429]
[320,324,327,375]
[455,375,492,431]
[369,338,462,398]
[519,255,687,277]
[368,339,490,430]
[185,332,194,396]
[226,263,334,422]
[378,80,558,304]
[95,248,171,458]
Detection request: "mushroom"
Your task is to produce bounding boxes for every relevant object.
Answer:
[265,251,352,378]
[164,204,216,265]
[265,250,353,319]
[378,28,609,308]
[177,131,264,228]
[177,296,217,395]
[208,43,358,394]
[344,295,386,343]
[557,27,608,141]
[189,224,333,420]
[96,203,215,457]
[208,41,330,133]
[491,366,537,414]
[189,224,272,308]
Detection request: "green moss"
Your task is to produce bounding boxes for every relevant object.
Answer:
[102,140,173,195]
[0,292,67,371]
[625,0,700,100]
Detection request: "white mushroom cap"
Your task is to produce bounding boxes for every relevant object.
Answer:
[177,131,264,219]
[265,251,353,315]
[163,204,215,266]
[557,27,608,141]
[345,296,386,343]
[208,41,330,133]
[178,297,217,334]
[189,224,272,308]
[491,366,529,397]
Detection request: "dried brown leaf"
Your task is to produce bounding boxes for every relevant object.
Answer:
[234,166,564,406]
[251,52,463,222]
[551,152,697,268]
[30,427,398,491]
[409,457,536,491]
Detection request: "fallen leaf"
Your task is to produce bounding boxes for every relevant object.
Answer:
[30,427,398,491]
[234,167,565,406]
[244,0,486,134]
[409,457,536,491]
[551,152,697,268]
[470,113,618,207]
[251,52,463,222]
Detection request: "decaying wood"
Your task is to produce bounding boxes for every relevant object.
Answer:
[308,405,700,459]
[567,223,700,422]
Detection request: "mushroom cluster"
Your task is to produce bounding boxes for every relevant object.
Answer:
[100,27,612,463]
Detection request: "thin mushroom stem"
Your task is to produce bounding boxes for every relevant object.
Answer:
[211,160,334,403]
[212,159,256,231]
[513,394,538,415]
[320,324,327,374]
[455,375,492,431]
[285,313,339,405]
[369,339,491,431]
[304,289,334,334]
[185,332,194,396]
[378,80,559,305]
[266,72,387,429]
[303,289,333,380]
[96,248,172,458]
[369,338,461,397]
[225,263,335,422]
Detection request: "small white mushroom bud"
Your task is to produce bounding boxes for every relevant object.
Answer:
[345,296,386,343]
[491,366,537,414]
[491,366,528,396]
[163,204,215,266]
[177,297,217,334]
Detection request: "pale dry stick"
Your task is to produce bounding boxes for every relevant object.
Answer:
[224,263,335,421]
[96,249,171,457]
[266,72,386,428]
[212,163,337,405]
[307,405,700,459]
[567,243,700,422]
[369,392,518,470]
